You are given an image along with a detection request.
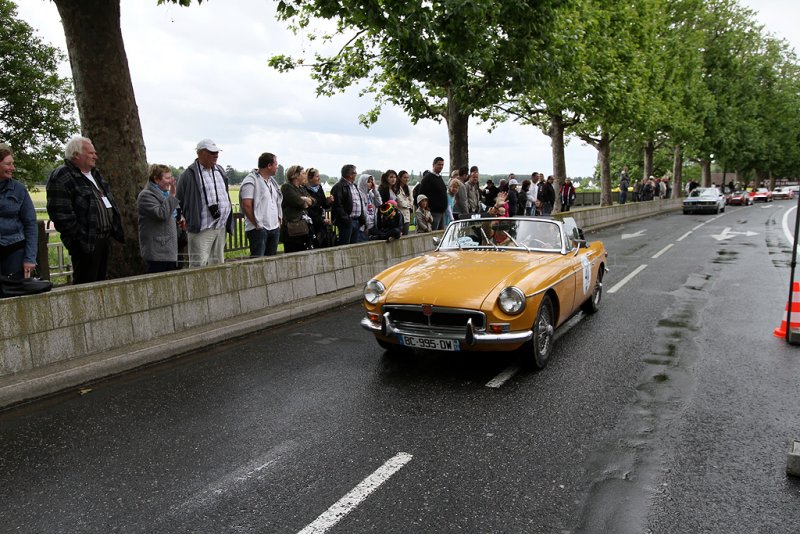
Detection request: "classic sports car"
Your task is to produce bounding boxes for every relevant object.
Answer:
[360,217,608,369]
[751,188,773,202]
[683,187,726,214]
[726,190,753,206]
[772,187,795,200]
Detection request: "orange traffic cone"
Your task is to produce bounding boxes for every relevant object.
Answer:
[774,281,800,338]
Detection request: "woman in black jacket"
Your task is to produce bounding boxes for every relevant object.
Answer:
[378,170,398,204]
[281,165,315,252]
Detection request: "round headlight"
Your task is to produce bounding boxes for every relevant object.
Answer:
[364,279,386,304]
[498,287,526,314]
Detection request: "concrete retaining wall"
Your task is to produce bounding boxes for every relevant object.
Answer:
[0,198,680,408]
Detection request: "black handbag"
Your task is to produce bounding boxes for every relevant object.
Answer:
[0,275,53,298]
[286,219,310,237]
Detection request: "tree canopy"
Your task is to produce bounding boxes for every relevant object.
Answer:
[0,0,76,184]
[268,0,564,170]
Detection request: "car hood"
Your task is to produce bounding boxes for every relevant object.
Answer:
[380,250,565,309]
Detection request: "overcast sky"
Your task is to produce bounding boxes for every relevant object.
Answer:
[15,0,800,179]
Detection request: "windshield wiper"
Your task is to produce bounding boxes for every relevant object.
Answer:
[507,234,530,252]
[479,228,497,250]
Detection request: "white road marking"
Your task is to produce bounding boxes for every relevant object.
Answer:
[651,244,674,259]
[297,452,413,534]
[608,264,647,294]
[782,204,797,246]
[621,229,646,239]
[485,312,584,388]
[711,227,758,241]
[486,365,520,388]
[692,223,705,231]
[677,231,692,241]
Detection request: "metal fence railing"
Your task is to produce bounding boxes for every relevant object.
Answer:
[37,210,251,283]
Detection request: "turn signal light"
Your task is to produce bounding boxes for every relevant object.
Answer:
[488,323,510,334]
[368,312,381,323]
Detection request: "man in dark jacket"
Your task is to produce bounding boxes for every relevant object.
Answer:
[47,135,124,284]
[331,164,366,245]
[538,175,556,215]
[416,156,447,230]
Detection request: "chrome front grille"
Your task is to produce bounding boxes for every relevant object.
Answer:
[383,305,486,330]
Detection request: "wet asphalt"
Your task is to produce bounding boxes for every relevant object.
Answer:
[1,200,799,533]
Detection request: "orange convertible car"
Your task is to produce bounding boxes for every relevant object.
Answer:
[361,217,608,369]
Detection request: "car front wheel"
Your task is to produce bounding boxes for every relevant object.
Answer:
[527,295,554,369]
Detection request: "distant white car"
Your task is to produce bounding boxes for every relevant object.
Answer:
[683,187,726,214]
[773,187,795,200]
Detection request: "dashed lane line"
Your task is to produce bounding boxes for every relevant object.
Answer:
[651,244,674,259]
[297,452,413,534]
[608,264,648,294]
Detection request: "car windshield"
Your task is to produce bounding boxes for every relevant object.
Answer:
[689,188,717,198]
[438,218,564,252]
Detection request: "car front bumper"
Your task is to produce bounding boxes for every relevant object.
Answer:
[360,314,532,347]
[683,203,720,213]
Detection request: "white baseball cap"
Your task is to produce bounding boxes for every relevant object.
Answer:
[196,138,221,152]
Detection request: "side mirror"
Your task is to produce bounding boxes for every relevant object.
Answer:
[570,227,588,253]
[432,236,440,246]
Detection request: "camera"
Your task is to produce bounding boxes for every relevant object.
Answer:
[208,204,221,220]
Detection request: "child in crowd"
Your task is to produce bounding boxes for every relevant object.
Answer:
[415,194,433,233]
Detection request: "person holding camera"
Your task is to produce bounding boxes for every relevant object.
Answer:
[176,139,233,267]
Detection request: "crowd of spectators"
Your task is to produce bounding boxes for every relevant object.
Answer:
[23,138,642,287]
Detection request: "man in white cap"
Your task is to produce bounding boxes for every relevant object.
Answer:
[176,139,233,267]
[507,176,520,216]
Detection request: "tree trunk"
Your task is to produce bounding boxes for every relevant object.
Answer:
[547,113,567,213]
[671,145,683,198]
[54,0,147,278]
[643,140,655,181]
[700,160,712,187]
[445,90,469,173]
[597,131,612,207]
[756,169,769,189]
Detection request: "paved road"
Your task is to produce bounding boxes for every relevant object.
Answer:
[2,200,799,533]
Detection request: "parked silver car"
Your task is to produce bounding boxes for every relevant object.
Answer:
[683,187,726,214]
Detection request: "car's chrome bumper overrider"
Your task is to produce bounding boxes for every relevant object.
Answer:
[360,312,532,345]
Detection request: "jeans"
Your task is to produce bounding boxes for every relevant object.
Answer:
[431,212,445,230]
[0,242,25,277]
[247,227,280,257]
[619,192,627,205]
[147,260,178,273]
[337,218,361,245]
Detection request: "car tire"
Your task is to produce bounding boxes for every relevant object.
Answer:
[526,295,554,370]
[581,268,603,314]
[721,205,725,212]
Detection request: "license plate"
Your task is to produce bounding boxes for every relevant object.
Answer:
[399,335,460,351]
